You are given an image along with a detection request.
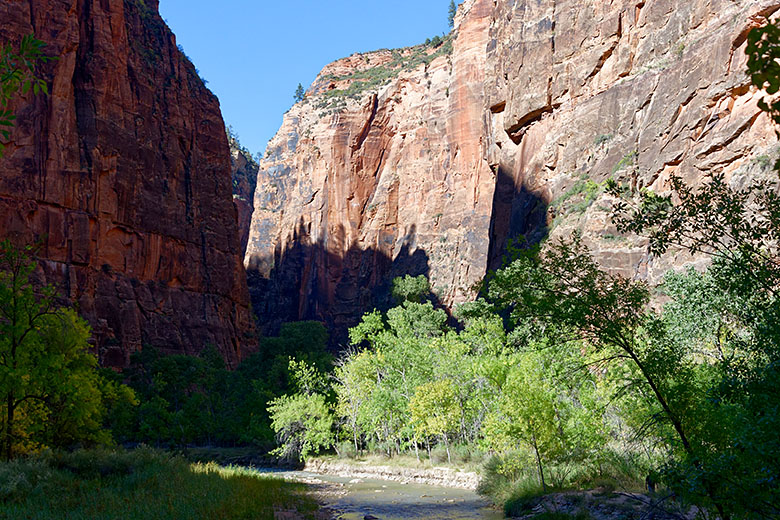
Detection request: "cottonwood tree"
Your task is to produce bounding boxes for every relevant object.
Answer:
[267,358,334,461]
[0,241,103,459]
[409,379,460,464]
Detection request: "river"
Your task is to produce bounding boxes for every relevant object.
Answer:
[259,468,503,520]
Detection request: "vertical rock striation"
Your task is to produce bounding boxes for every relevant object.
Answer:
[486,0,780,282]
[248,0,779,339]
[245,0,495,340]
[0,0,255,367]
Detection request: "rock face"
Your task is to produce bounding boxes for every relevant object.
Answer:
[486,0,780,282]
[245,0,496,339]
[228,133,258,257]
[0,0,255,367]
[245,0,779,338]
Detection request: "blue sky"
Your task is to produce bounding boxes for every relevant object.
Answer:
[159,1,461,156]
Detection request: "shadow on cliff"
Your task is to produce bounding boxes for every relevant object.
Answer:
[246,220,444,348]
[248,164,548,348]
[486,163,550,272]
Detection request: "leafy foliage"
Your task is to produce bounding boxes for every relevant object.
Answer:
[117,321,332,448]
[605,169,780,518]
[0,35,53,157]
[0,241,127,459]
[747,20,780,137]
[391,274,432,303]
[267,360,334,462]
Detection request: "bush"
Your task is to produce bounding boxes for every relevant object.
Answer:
[450,444,485,465]
[0,458,52,502]
[503,479,546,517]
[336,441,358,459]
[430,445,449,464]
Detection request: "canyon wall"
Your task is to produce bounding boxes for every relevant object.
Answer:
[246,0,779,339]
[229,133,258,257]
[486,0,780,282]
[245,0,496,339]
[0,0,255,367]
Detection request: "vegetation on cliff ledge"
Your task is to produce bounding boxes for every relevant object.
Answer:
[315,34,454,110]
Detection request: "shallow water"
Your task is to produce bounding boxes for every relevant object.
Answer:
[259,468,503,520]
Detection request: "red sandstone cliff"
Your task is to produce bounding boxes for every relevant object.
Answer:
[246,0,779,337]
[0,0,255,367]
[486,0,780,282]
[245,0,495,337]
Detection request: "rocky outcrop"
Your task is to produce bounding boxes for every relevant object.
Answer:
[246,0,779,337]
[0,0,255,367]
[228,132,258,257]
[486,0,780,282]
[245,0,495,338]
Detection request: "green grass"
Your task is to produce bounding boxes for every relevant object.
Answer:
[550,178,606,218]
[612,151,638,174]
[0,447,319,519]
[477,449,649,517]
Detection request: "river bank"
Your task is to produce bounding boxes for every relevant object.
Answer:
[303,458,481,491]
[288,459,695,520]
[265,468,501,520]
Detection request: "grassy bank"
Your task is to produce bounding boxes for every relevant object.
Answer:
[0,447,320,520]
[476,449,651,518]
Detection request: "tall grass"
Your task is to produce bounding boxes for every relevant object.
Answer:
[477,448,651,516]
[0,447,319,519]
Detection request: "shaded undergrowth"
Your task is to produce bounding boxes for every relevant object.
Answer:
[0,447,319,520]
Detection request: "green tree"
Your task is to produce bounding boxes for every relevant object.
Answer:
[747,19,780,134]
[333,350,375,453]
[0,241,104,459]
[293,83,305,103]
[391,274,430,303]
[608,169,780,517]
[268,392,333,461]
[447,0,457,29]
[267,359,334,461]
[410,379,460,463]
[475,235,737,511]
[0,35,52,157]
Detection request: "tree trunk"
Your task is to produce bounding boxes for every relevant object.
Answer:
[443,435,451,465]
[626,348,729,519]
[4,393,14,461]
[531,433,546,492]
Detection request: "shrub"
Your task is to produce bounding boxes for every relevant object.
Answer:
[430,445,449,464]
[336,441,358,459]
